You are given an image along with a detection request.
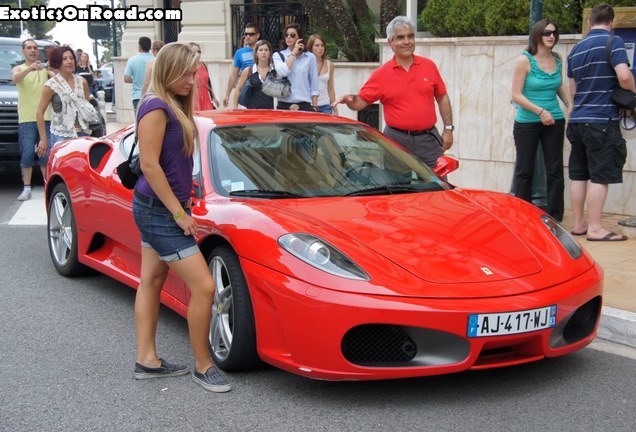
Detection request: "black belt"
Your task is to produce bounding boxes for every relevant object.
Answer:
[389,126,435,136]
[134,190,189,209]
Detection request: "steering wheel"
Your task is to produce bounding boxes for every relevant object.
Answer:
[344,161,383,184]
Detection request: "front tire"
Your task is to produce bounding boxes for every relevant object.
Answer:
[47,183,87,276]
[208,245,262,371]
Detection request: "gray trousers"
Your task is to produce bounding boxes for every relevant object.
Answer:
[383,126,443,169]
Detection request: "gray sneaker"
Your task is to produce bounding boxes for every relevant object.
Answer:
[133,358,190,380]
[192,366,232,393]
[17,189,31,201]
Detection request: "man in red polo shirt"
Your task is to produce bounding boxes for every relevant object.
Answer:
[334,16,454,168]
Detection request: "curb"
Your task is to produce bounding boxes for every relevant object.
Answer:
[598,306,636,348]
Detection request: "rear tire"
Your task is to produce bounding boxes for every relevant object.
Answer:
[47,183,87,276]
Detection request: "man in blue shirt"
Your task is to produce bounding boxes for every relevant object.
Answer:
[223,23,260,107]
[567,3,635,241]
[124,37,154,110]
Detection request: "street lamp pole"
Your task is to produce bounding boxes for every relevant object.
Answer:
[510,0,547,208]
[529,0,547,209]
[111,0,118,57]
[18,0,24,37]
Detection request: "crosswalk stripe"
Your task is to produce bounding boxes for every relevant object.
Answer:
[9,188,47,226]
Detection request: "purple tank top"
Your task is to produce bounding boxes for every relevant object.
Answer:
[134,97,194,202]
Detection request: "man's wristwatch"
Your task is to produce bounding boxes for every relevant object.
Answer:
[444,124,455,131]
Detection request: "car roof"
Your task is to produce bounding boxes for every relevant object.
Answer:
[196,109,361,128]
[0,36,55,47]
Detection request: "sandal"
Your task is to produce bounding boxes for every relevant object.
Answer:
[586,231,628,242]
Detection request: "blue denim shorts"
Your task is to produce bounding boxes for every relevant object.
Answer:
[132,191,199,262]
[316,104,333,114]
[19,121,50,167]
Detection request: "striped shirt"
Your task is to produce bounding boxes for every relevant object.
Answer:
[567,29,629,123]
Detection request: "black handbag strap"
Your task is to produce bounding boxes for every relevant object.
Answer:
[605,35,632,68]
[270,51,286,75]
[604,35,614,66]
[127,132,138,163]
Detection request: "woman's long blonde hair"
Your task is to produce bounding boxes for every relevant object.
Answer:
[143,43,199,156]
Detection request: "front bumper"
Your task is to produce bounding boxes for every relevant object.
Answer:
[242,259,603,381]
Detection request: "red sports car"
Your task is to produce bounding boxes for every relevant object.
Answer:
[45,110,603,381]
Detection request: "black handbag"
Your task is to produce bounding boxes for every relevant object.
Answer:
[605,36,636,110]
[612,87,636,111]
[116,134,141,190]
[238,68,253,107]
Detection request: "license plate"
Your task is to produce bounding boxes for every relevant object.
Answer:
[467,305,557,337]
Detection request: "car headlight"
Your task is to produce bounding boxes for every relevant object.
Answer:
[278,233,370,280]
[541,215,582,259]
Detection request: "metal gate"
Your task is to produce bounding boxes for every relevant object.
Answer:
[162,0,182,43]
[230,2,309,54]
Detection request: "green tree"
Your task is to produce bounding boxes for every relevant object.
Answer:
[422,0,636,37]
[299,0,380,62]
[0,0,53,39]
[380,0,401,37]
[484,0,528,36]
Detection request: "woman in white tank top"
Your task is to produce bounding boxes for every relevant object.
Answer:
[307,34,337,115]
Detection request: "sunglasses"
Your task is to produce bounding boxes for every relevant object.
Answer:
[285,33,298,38]
[542,30,557,37]
[244,32,257,36]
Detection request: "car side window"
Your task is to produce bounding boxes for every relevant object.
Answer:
[120,132,138,159]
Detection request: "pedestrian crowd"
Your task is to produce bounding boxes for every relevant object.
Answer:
[11,2,635,393]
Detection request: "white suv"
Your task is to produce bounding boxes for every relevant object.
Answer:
[0,37,54,172]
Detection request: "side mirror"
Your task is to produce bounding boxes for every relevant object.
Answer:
[433,155,459,178]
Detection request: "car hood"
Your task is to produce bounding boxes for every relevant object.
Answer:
[254,190,549,285]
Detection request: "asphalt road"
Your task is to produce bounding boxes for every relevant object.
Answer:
[1,174,635,432]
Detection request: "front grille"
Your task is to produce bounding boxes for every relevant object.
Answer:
[342,324,417,364]
[0,105,19,134]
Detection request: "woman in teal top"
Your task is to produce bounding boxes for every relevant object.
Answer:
[511,19,572,222]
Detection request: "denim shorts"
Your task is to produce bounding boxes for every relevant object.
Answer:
[132,191,199,262]
[19,121,50,168]
[316,104,333,114]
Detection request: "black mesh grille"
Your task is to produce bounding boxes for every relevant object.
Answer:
[0,105,19,134]
[342,324,417,365]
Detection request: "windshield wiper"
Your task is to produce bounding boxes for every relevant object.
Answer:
[344,184,438,197]
[229,189,304,198]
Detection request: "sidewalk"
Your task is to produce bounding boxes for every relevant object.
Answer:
[562,211,636,348]
[104,117,636,348]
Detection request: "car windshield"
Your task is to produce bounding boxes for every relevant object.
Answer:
[209,123,449,198]
[0,41,49,81]
[97,68,113,79]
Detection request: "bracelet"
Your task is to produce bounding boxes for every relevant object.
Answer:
[538,108,545,115]
[290,53,296,57]
[173,208,186,220]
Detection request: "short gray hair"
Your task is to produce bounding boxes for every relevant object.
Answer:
[386,16,415,41]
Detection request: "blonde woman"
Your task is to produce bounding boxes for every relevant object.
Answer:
[307,34,337,115]
[232,39,274,109]
[132,43,231,392]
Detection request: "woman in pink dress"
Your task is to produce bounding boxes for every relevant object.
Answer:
[188,43,218,110]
